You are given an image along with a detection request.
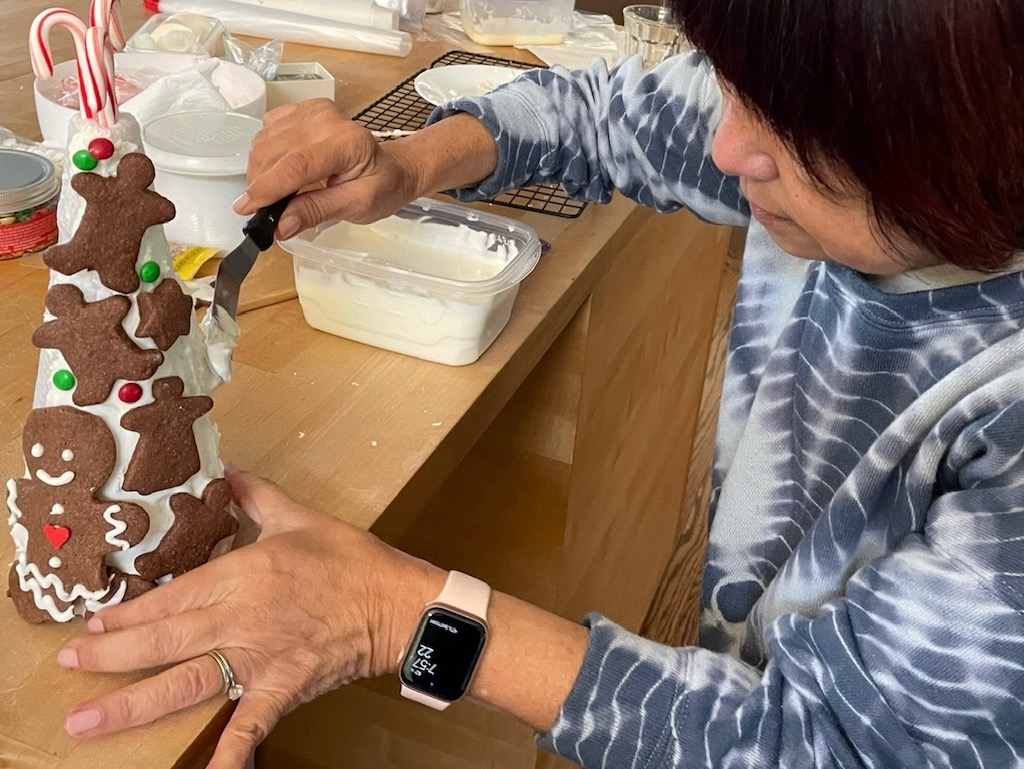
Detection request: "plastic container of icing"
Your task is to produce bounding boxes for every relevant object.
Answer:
[279,198,542,366]
[126,12,225,55]
[0,150,60,261]
[460,0,575,46]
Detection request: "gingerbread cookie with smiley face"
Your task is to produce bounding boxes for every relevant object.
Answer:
[7,407,150,622]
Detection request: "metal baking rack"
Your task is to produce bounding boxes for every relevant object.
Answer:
[354,50,587,219]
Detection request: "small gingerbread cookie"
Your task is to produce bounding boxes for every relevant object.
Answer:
[32,284,163,406]
[136,279,193,351]
[121,377,213,495]
[135,479,238,580]
[43,154,176,293]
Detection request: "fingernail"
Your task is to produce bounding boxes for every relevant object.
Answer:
[277,213,300,240]
[232,191,251,213]
[65,708,101,735]
[87,616,105,633]
[57,647,79,668]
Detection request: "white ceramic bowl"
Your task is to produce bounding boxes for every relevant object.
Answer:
[413,64,523,107]
[35,52,266,147]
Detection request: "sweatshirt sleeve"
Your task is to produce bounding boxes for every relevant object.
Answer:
[425,52,750,227]
[537,399,1024,768]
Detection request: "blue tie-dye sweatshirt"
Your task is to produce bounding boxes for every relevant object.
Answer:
[432,52,1024,768]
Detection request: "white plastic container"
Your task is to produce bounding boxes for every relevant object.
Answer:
[126,13,225,55]
[279,199,542,365]
[460,0,575,45]
[265,63,336,111]
[142,112,262,249]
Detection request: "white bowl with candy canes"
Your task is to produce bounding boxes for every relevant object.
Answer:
[35,51,266,147]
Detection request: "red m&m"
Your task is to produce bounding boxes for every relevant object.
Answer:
[118,383,144,403]
[88,138,116,160]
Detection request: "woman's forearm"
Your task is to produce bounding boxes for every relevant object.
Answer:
[385,112,500,199]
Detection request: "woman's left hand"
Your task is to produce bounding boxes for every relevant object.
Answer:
[56,466,444,769]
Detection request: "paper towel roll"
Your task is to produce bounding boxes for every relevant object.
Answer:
[226,0,399,30]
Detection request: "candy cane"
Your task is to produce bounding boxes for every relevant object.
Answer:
[89,0,126,51]
[30,9,105,122]
[85,26,118,127]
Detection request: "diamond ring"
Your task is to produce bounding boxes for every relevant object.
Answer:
[207,649,244,701]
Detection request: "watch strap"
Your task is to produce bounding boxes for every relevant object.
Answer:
[432,570,490,621]
[399,571,491,710]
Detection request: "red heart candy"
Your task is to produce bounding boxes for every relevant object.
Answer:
[43,524,70,550]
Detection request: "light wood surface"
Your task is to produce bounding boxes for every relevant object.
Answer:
[0,2,735,767]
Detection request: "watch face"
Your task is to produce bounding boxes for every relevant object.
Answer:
[400,607,487,702]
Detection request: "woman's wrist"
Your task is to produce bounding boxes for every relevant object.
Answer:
[368,545,446,678]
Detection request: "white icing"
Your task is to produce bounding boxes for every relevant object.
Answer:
[9,114,239,620]
[102,505,131,551]
[35,468,75,486]
[83,576,127,613]
[50,503,64,515]
[49,557,62,568]
[6,479,21,526]
[62,449,74,461]
[31,443,44,458]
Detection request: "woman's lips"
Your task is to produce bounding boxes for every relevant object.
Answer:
[748,201,791,227]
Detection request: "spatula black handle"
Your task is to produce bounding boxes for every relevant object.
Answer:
[242,193,297,251]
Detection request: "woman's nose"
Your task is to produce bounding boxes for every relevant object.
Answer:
[711,97,778,182]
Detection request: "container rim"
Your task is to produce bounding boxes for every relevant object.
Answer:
[279,197,543,297]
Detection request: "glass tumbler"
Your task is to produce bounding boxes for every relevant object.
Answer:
[623,4,682,68]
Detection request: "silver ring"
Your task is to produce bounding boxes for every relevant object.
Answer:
[207,650,244,701]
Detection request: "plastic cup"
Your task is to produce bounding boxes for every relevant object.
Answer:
[623,4,681,68]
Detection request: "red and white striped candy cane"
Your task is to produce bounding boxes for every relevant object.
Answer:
[89,0,126,51]
[30,8,106,123]
[85,26,118,128]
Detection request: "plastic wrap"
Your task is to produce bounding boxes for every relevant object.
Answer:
[218,0,400,30]
[223,34,285,80]
[149,0,413,56]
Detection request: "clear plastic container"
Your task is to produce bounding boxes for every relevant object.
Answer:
[126,13,225,55]
[460,0,575,45]
[279,198,542,366]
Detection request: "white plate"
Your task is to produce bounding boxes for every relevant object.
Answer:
[413,64,523,107]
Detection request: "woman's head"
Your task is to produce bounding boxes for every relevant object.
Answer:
[668,0,1024,273]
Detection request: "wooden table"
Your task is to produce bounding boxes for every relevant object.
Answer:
[0,2,733,767]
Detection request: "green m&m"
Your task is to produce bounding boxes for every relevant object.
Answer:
[53,369,76,391]
[72,150,99,172]
[139,261,161,283]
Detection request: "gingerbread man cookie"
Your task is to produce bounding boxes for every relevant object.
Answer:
[121,377,213,495]
[43,153,176,294]
[32,284,164,406]
[135,479,238,580]
[9,407,150,621]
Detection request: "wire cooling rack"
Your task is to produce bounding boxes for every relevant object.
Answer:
[354,50,587,219]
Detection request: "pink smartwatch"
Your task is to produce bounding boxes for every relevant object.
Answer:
[399,571,491,711]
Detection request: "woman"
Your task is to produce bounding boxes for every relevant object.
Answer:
[56,0,1024,767]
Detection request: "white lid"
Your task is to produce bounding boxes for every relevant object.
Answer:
[143,112,262,176]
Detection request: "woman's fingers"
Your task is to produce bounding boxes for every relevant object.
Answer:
[63,607,225,673]
[64,653,229,738]
[225,466,305,539]
[84,557,230,633]
[207,693,283,769]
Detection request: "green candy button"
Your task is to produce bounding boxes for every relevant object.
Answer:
[53,369,76,391]
[72,150,99,172]
[139,261,161,283]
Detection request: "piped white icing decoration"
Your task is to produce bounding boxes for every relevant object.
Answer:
[83,576,127,613]
[103,504,130,550]
[62,449,74,462]
[49,557,62,568]
[31,443,44,458]
[50,503,65,515]
[35,468,75,486]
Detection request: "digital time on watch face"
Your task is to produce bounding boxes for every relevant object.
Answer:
[400,607,487,702]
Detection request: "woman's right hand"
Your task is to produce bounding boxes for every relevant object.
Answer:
[233,99,424,239]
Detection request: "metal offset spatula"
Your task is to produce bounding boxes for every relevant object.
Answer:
[211,193,296,321]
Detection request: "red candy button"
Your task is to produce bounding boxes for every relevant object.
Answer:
[118,382,143,403]
[43,524,70,549]
[88,138,115,160]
